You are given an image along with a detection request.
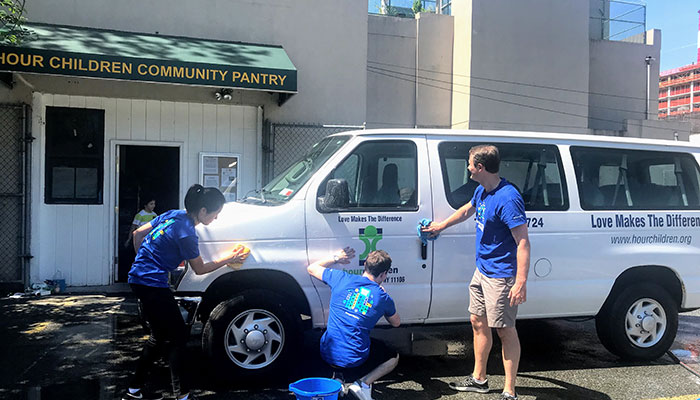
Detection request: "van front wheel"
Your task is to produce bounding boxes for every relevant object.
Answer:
[202,289,302,380]
[595,283,678,360]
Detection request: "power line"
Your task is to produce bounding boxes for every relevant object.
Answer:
[367,59,659,102]
[367,66,684,134]
[368,64,649,117]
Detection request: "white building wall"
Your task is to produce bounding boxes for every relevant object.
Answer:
[589,29,661,131]
[415,13,453,128]
[366,15,417,128]
[463,0,591,134]
[30,93,260,285]
[23,0,368,125]
[366,12,453,129]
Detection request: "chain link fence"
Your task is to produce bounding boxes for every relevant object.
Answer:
[263,122,364,184]
[0,104,30,284]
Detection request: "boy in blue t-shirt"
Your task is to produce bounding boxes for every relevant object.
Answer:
[422,144,530,400]
[307,247,401,400]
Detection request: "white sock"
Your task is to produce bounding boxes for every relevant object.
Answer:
[360,381,371,389]
[128,388,140,394]
[178,395,189,400]
[473,376,487,384]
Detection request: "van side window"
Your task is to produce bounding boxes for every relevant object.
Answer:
[319,140,418,211]
[571,146,700,210]
[438,142,568,211]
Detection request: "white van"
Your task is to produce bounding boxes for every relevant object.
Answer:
[173,129,700,377]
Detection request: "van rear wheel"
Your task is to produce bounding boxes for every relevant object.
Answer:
[595,283,678,360]
[202,289,302,380]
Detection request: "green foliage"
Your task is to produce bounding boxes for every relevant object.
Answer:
[0,0,29,45]
[412,0,424,14]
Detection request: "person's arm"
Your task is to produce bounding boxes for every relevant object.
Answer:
[422,201,476,237]
[386,312,401,327]
[132,222,153,252]
[188,250,249,275]
[508,223,530,307]
[124,224,138,247]
[307,247,355,281]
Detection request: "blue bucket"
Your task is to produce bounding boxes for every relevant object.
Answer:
[289,377,342,400]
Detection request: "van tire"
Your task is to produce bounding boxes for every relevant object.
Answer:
[595,283,678,360]
[202,289,303,381]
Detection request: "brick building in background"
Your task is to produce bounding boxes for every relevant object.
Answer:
[658,10,700,136]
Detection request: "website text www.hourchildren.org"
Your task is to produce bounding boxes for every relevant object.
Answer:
[610,233,692,246]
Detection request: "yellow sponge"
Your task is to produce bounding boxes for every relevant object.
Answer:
[227,244,250,270]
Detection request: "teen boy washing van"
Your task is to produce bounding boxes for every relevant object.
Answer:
[307,248,401,400]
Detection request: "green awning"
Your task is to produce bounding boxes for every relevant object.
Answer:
[0,23,297,93]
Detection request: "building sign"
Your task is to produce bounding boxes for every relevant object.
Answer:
[0,48,296,92]
[0,23,297,93]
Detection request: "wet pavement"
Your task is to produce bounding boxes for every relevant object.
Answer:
[0,293,698,400]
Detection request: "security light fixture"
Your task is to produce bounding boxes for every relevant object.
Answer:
[215,88,233,101]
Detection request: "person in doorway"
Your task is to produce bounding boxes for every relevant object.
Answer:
[123,184,248,400]
[307,247,401,400]
[422,145,530,400]
[124,197,158,248]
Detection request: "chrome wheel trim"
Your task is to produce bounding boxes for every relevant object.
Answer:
[224,308,285,369]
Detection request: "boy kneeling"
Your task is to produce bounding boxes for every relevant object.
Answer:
[307,248,401,400]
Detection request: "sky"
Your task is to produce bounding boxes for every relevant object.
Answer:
[646,1,699,72]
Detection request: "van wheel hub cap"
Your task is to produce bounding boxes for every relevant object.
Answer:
[225,309,285,369]
[245,330,265,350]
[625,298,666,348]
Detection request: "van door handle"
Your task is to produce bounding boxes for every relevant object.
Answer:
[421,242,427,260]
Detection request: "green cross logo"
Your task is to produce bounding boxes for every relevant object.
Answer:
[359,225,382,266]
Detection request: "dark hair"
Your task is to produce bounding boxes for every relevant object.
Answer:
[364,250,392,277]
[469,144,500,173]
[184,184,225,215]
[141,196,155,208]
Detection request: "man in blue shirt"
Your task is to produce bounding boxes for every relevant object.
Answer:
[307,247,401,400]
[423,145,530,400]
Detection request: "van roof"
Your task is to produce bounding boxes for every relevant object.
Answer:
[331,129,700,150]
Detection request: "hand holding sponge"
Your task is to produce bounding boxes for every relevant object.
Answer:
[226,244,251,270]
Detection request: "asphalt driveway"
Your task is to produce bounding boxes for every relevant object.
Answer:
[0,294,698,400]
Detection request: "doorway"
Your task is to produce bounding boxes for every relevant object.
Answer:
[116,145,180,282]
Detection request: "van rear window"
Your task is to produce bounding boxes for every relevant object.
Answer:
[570,146,700,210]
[438,142,568,211]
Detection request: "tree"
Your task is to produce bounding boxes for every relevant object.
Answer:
[1,0,29,45]
[412,0,423,14]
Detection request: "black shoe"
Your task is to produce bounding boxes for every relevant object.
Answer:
[122,389,164,400]
[448,376,489,393]
[500,392,518,400]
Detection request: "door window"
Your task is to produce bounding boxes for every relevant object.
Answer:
[438,142,568,211]
[319,140,418,211]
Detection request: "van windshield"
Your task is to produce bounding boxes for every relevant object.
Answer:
[245,135,350,204]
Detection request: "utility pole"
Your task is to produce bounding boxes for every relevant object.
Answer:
[645,55,655,120]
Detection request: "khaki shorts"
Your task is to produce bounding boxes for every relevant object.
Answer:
[468,268,518,328]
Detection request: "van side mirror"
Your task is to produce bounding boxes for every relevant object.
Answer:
[318,179,349,212]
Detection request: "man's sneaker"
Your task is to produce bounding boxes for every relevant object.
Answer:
[500,392,518,400]
[347,380,373,400]
[448,376,489,393]
[122,388,164,400]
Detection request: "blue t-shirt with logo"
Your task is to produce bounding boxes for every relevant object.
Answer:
[128,209,200,288]
[320,269,396,368]
[470,178,526,278]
